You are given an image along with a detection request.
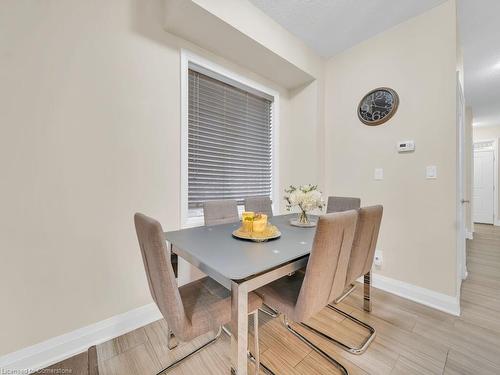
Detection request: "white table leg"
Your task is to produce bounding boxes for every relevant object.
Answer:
[231,281,248,375]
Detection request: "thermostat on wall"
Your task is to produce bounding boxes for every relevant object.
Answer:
[397,140,415,153]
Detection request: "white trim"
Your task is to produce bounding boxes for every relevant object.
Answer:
[0,304,162,373]
[456,75,467,289]
[180,50,190,229]
[473,138,498,226]
[180,49,280,228]
[466,230,473,240]
[494,139,498,226]
[360,274,460,316]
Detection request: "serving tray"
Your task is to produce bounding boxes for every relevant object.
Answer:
[232,224,281,242]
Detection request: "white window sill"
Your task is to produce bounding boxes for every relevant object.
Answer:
[183,216,205,229]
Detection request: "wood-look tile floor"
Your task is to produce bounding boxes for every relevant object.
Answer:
[46,224,500,374]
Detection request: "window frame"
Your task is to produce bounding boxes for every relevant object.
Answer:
[180,50,280,228]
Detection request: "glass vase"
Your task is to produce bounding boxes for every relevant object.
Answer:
[297,210,310,225]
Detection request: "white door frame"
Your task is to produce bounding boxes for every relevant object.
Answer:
[473,138,498,226]
[456,75,467,300]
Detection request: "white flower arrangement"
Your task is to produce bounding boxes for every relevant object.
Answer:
[284,184,324,224]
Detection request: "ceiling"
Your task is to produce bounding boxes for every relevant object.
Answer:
[458,0,500,127]
[249,0,446,57]
[250,0,500,128]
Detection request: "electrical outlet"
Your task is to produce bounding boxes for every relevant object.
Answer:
[374,250,383,267]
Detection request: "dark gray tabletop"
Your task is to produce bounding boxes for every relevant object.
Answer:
[164,214,316,283]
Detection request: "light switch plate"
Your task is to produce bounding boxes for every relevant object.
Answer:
[374,168,384,180]
[426,165,437,179]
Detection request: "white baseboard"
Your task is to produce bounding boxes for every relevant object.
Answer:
[466,230,473,240]
[359,274,460,316]
[0,303,162,373]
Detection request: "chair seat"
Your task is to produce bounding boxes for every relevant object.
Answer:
[255,272,305,322]
[179,277,262,340]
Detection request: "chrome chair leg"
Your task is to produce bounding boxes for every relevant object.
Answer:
[302,306,376,355]
[253,311,260,375]
[259,304,279,318]
[363,271,372,312]
[282,316,348,375]
[247,352,275,375]
[157,326,222,375]
[223,313,276,375]
[310,271,375,355]
[333,283,356,304]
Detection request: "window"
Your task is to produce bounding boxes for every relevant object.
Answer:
[181,52,278,225]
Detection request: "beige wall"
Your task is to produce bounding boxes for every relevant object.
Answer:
[474,125,500,217]
[1,0,462,358]
[0,0,324,355]
[324,0,458,296]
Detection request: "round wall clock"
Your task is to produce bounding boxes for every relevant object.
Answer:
[357,87,399,126]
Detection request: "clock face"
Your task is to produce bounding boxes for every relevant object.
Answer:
[358,88,399,126]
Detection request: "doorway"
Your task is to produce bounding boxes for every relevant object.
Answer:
[473,140,495,224]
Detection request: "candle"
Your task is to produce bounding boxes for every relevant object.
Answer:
[242,211,254,232]
[252,214,268,233]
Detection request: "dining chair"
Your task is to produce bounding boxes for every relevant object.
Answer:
[203,199,239,226]
[244,196,273,217]
[134,213,264,374]
[326,196,361,303]
[255,210,359,375]
[324,205,383,355]
[326,196,362,302]
[326,196,361,214]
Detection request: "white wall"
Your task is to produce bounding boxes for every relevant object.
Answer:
[474,125,500,219]
[0,0,324,356]
[324,0,458,296]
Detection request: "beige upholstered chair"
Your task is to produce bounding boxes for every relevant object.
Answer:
[134,213,264,374]
[203,199,239,226]
[256,211,359,375]
[325,196,362,302]
[244,196,273,217]
[325,205,383,355]
[326,196,361,213]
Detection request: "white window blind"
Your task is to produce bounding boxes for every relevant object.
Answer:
[188,68,273,213]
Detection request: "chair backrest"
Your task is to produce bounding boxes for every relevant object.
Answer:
[244,196,273,217]
[203,199,239,226]
[345,205,383,285]
[326,196,361,213]
[134,213,188,337]
[294,210,358,322]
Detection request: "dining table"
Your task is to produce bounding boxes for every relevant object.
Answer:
[164,213,318,375]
